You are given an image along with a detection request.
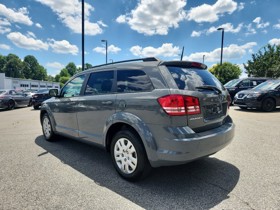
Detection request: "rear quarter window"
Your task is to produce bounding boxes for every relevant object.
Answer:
[117,70,153,93]
[167,66,224,91]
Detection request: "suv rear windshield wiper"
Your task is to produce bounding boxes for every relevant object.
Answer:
[195,85,222,94]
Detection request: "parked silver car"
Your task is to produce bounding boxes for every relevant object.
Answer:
[40,58,235,181]
[0,89,32,110]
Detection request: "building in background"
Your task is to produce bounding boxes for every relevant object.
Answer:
[0,73,60,90]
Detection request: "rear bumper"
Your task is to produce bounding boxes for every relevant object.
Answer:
[148,116,235,167]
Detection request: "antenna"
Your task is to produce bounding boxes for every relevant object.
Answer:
[180,46,184,61]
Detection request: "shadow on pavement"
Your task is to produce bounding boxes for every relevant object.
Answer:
[35,135,240,209]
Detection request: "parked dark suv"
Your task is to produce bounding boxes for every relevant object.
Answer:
[224,77,269,102]
[40,58,235,181]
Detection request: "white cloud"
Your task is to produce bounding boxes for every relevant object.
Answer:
[35,0,105,35]
[93,45,121,54]
[46,62,64,69]
[207,23,243,34]
[273,21,280,29]
[48,39,78,55]
[187,0,239,23]
[7,32,48,51]
[116,0,187,36]
[35,23,42,28]
[0,43,10,50]
[253,17,270,29]
[0,4,33,25]
[130,43,180,57]
[27,31,36,38]
[108,45,121,54]
[93,47,105,54]
[191,23,243,37]
[116,15,126,23]
[0,18,11,34]
[184,42,257,62]
[238,2,245,11]
[245,23,256,36]
[269,38,280,46]
[191,31,202,37]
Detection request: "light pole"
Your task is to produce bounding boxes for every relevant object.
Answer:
[101,39,108,64]
[217,27,224,65]
[82,0,85,71]
[202,55,205,64]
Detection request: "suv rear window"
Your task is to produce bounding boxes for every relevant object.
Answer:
[167,66,224,91]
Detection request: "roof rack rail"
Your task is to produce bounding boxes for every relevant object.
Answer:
[90,57,160,69]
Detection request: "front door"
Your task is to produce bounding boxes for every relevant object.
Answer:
[49,75,86,137]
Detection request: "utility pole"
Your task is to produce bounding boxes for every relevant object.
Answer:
[82,0,85,71]
[217,27,224,65]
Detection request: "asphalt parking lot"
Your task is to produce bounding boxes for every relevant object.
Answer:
[0,107,279,210]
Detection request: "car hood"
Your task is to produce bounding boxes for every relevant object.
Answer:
[238,89,269,95]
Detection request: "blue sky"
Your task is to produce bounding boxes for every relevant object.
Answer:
[0,0,280,77]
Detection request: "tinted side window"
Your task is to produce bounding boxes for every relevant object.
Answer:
[61,75,86,98]
[117,70,153,93]
[240,80,250,87]
[167,66,224,91]
[256,80,265,85]
[85,71,114,95]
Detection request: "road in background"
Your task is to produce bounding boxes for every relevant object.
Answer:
[0,107,279,209]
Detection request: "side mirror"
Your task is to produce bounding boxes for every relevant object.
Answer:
[49,89,58,97]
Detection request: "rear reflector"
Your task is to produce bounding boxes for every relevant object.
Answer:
[158,95,200,116]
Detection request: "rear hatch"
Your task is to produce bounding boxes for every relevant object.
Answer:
[161,62,230,132]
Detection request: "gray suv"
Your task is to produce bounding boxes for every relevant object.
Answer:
[40,58,235,181]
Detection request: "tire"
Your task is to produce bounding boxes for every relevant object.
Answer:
[7,100,15,110]
[33,105,40,110]
[262,98,275,112]
[110,130,151,181]
[239,106,247,110]
[28,99,32,107]
[41,113,56,141]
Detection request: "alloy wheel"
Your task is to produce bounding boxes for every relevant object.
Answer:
[43,116,52,139]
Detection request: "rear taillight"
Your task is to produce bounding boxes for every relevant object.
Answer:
[158,95,200,116]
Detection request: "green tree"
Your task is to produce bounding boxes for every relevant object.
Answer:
[0,55,7,73]
[33,65,48,80]
[3,54,24,78]
[47,75,55,82]
[209,62,242,84]
[85,63,93,70]
[244,44,280,78]
[23,55,40,79]
[59,68,70,77]
[65,62,77,76]
[54,74,60,82]
[59,76,70,87]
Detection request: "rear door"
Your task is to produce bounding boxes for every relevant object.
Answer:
[166,65,229,132]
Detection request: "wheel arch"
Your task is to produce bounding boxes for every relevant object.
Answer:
[104,112,158,162]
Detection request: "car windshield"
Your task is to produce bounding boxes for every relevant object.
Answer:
[167,66,224,91]
[224,79,241,87]
[253,80,280,91]
[36,89,49,93]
